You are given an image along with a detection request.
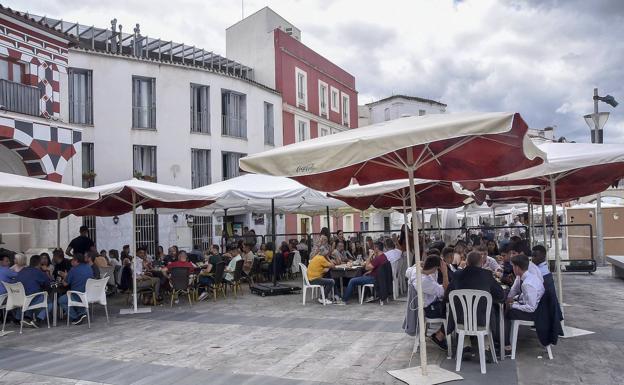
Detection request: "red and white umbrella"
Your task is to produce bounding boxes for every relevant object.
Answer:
[240,112,545,379]
[75,179,215,314]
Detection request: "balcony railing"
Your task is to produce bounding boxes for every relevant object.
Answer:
[191,111,210,133]
[0,79,40,117]
[222,114,247,138]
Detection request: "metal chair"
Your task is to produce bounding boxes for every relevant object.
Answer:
[2,282,49,334]
[211,262,227,301]
[169,267,193,307]
[226,259,244,298]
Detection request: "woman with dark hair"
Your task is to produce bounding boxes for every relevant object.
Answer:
[320,227,331,240]
[486,240,499,257]
[39,252,53,279]
[406,254,449,350]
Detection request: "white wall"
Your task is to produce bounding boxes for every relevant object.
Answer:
[69,50,283,252]
[365,97,447,126]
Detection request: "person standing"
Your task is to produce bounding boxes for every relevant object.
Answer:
[65,226,95,257]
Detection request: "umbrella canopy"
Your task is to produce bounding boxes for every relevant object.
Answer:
[240,112,544,191]
[0,172,100,219]
[470,143,624,204]
[328,179,474,211]
[74,178,215,216]
[192,174,346,213]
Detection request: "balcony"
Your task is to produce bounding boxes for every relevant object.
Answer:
[221,114,247,138]
[0,79,40,117]
[191,111,210,134]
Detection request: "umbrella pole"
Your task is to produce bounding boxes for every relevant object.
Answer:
[527,200,533,247]
[272,198,277,287]
[421,209,425,241]
[402,200,411,265]
[541,188,547,248]
[436,207,441,239]
[406,160,427,375]
[132,192,138,313]
[326,206,330,229]
[549,177,563,309]
[56,210,61,249]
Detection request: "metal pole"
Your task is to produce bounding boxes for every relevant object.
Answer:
[421,209,425,242]
[406,150,427,375]
[436,207,441,239]
[56,211,61,249]
[132,192,138,313]
[541,188,547,249]
[549,176,564,309]
[527,200,533,247]
[402,200,411,265]
[594,88,606,266]
[326,206,330,229]
[272,198,277,286]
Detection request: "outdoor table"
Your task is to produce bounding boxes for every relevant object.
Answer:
[329,265,363,297]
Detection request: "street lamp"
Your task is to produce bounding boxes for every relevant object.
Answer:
[584,88,619,266]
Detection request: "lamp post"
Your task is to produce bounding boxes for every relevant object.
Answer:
[584,88,619,266]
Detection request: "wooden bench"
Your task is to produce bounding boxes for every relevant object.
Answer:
[606,255,624,279]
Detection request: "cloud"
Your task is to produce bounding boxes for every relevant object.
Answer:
[7,0,624,142]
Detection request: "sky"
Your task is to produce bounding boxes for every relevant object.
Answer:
[9,0,624,143]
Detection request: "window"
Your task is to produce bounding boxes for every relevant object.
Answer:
[221,90,247,138]
[133,145,157,181]
[319,125,329,137]
[68,68,93,125]
[82,216,96,245]
[343,214,354,232]
[384,108,390,121]
[264,102,274,145]
[330,87,340,112]
[295,67,307,108]
[82,142,95,188]
[190,84,210,133]
[191,149,211,188]
[318,81,329,117]
[136,212,158,256]
[192,215,213,251]
[222,151,246,180]
[360,217,369,232]
[295,117,310,142]
[419,109,426,116]
[342,93,350,127]
[0,57,24,82]
[383,216,391,233]
[132,76,156,129]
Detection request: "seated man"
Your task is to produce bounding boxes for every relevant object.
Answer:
[163,246,178,266]
[509,242,543,282]
[307,246,340,305]
[504,254,545,352]
[52,248,72,281]
[384,239,403,264]
[207,244,222,267]
[86,251,101,279]
[331,241,352,265]
[406,255,449,350]
[531,245,549,276]
[165,250,195,274]
[445,251,505,355]
[241,243,255,277]
[499,245,514,285]
[134,247,162,302]
[16,254,53,327]
[58,254,93,325]
[0,254,17,294]
[224,244,242,282]
[478,245,501,273]
[441,247,458,273]
[342,241,387,304]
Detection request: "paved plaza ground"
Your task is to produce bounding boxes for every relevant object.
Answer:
[0,267,622,385]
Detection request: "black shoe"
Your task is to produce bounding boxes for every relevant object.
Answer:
[429,334,448,351]
[72,314,87,325]
[462,346,474,361]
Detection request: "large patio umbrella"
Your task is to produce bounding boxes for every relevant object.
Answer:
[73,179,215,314]
[466,142,624,312]
[0,172,100,247]
[240,111,545,381]
[329,179,474,265]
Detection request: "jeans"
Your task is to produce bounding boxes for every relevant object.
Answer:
[198,276,214,292]
[58,293,86,321]
[310,278,336,300]
[15,293,52,321]
[343,275,375,303]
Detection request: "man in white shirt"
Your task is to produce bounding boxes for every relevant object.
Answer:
[224,245,242,282]
[531,245,550,276]
[406,255,449,350]
[135,247,161,302]
[384,239,403,264]
[504,253,545,351]
[509,242,543,283]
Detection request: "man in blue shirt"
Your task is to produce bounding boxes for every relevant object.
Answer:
[16,254,52,327]
[58,253,93,325]
[0,255,17,295]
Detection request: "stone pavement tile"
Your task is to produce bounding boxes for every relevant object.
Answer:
[0,370,111,385]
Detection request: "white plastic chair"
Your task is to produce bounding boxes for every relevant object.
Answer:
[358,283,375,304]
[412,303,453,360]
[1,282,50,334]
[299,263,331,305]
[67,277,108,328]
[510,320,553,360]
[449,289,498,374]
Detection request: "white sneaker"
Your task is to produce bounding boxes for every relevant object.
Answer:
[198,292,209,301]
[317,298,325,304]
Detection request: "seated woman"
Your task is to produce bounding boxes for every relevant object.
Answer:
[39,252,54,280]
[406,255,449,350]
